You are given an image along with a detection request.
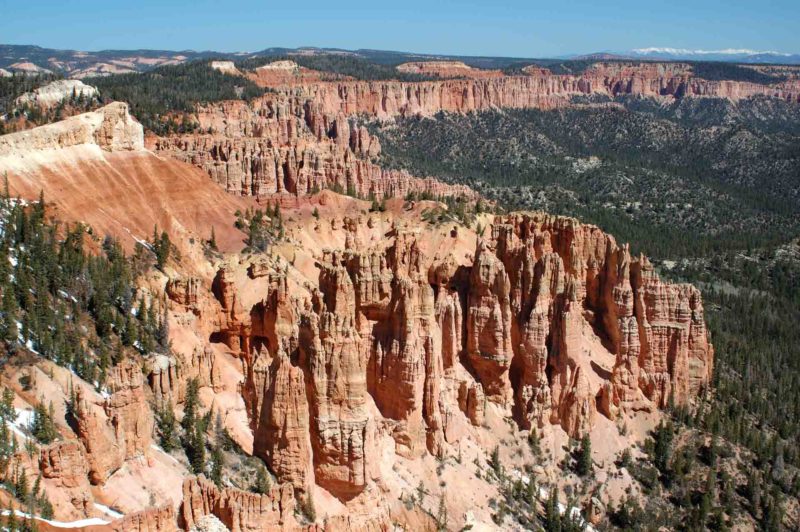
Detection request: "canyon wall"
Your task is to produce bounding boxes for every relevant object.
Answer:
[205,211,713,503]
[152,61,799,200]
[291,62,800,118]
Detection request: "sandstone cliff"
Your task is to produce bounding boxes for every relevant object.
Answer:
[180,477,297,532]
[202,209,713,505]
[151,61,798,201]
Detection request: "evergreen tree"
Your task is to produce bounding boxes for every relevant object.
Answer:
[544,490,561,532]
[30,401,57,444]
[182,379,199,433]
[652,421,674,475]
[436,496,448,531]
[155,401,179,451]
[577,434,592,477]
[490,445,502,476]
[210,444,223,486]
[14,467,28,499]
[208,227,217,251]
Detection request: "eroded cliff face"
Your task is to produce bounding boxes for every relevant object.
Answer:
[150,61,799,202]
[180,477,297,532]
[291,63,800,118]
[150,98,472,200]
[202,209,713,505]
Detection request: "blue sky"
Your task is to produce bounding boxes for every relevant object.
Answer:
[1,0,798,57]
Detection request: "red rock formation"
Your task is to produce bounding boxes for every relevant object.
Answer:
[38,441,94,516]
[180,477,296,532]
[105,361,154,459]
[153,132,472,200]
[74,387,125,485]
[485,213,714,435]
[39,440,90,489]
[298,307,377,500]
[166,276,201,308]
[248,350,315,493]
[466,240,513,404]
[147,354,183,404]
[107,505,178,532]
[152,61,800,203]
[291,65,799,119]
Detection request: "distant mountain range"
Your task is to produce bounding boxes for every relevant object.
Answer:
[574,48,800,64]
[2,43,799,78]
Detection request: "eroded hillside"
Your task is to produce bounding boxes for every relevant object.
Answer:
[0,58,796,531]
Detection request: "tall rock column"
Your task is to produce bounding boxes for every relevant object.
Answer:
[298,267,377,500]
[466,240,513,404]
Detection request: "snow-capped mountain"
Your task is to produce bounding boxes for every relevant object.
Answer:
[626,47,800,64]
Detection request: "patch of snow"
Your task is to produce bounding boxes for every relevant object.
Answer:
[93,503,124,519]
[0,509,110,529]
[151,443,181,465]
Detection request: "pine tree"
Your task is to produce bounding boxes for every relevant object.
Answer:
[210,444,223,486]
[490,445,502,476]
[31,401,57,444]
[577,434,592,477]
[155,401,179,451]
[1,283,19,346]
[182,379,199,433]
[652,421,674,474]
[544,490,561,532]
[188,424,206,475]
[157,231,170,269]
[436,496,448,531]
[14,467,28,499]
[208,227,218,251]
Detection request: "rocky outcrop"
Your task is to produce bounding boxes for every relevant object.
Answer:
[210,61,240,76]
[74,387,125,484]
[248,350,315,493]
[0,102,144,158]
[166,276,201,308]
[108,505,178,532]
[180,477,296,532]
[106,361,154,459]
[247,60,352,87]
[291,65,799,119]
[396,61,504,78]
[39,440,90,489]
[14,79,98,109]
[486,213,714,435]
[151,61,800,203]
[152,132,469,200]
[466,240,513,403]
[206,211,712,502]
[38,440,94,516]
[63,362,155,485]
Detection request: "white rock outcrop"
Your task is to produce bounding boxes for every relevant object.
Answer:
[0,102,144,173]
[15,79,98,109]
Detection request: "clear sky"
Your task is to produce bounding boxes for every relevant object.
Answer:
[1,0,798,57]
